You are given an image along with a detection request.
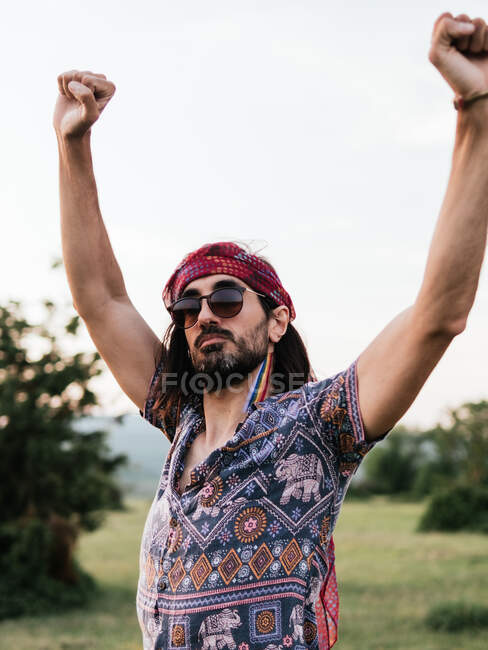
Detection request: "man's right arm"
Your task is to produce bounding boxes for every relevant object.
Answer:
[54,70,161,411]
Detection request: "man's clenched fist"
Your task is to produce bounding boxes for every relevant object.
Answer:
[53,70,115,138]
[429,13,488,100]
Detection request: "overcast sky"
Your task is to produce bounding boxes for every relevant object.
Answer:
[1,1,487,429]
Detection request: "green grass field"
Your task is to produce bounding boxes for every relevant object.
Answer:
[1,497,486,649]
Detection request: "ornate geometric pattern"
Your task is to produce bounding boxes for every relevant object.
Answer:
[304,619,318,645]
[249,542,273,579]
[190,553,212,591]
[171,624,185,646]
[234,506,267,543]
[307,550,315,570]
[200,476,223,507]
[168,616,190,650]
[138,358,390,649]
[256,609,274,634]
[319,515,331,547]
[249,601,282,643]
[280,538,303,575]
[218,548,243,585]
[145,554,156,589]
[168,557,185,592]
[167,521,183,553]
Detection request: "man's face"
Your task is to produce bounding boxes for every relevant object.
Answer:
[180,274,271,391]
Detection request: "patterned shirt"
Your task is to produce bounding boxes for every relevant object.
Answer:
[137,358,388,649]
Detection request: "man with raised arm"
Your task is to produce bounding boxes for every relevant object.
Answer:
[54,13,488,649]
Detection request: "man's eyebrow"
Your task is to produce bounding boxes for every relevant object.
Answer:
[181,279,243,298]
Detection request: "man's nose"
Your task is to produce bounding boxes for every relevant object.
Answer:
[197,297,219,324]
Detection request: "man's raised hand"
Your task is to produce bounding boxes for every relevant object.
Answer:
[53,70,116,138]
[429,14,488,100]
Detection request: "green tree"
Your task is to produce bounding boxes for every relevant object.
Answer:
[0,299,127,619]
[417,401,488,533]
[413,401,488,497]
[360,425,423,496]
[447,401,488,486]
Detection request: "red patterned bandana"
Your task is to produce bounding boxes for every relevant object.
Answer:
[162,242,296,321]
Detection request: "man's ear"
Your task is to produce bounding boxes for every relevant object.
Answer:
[268,306,289,343]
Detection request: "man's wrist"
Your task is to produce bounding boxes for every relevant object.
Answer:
[57,130,92,162]
[456,96,488,136]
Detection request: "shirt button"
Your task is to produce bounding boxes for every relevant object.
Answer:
[158,578,167,591]
[170,516,178,528]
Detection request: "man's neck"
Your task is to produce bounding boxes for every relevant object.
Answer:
[201,362,270,448]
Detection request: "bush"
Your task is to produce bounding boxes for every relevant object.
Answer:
[0,518,98,619]
[426,600,488,632]
[417,484,488,533]
[362,427,421,496]
[344,481,374,500]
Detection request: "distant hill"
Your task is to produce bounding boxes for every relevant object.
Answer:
[73,413,170,498]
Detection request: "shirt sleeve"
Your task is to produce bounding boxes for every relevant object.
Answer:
[138,355,176,444]
[303,357,391,478]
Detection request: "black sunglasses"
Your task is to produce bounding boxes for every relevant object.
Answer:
[169,286,267,329]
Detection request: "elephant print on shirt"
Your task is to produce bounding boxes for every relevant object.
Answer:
[275,453,325,505]
[191,501,220,520]
[198,608,242,650]
[305,576,322,608]
[289,603,305,643]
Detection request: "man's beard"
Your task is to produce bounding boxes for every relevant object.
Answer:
[189,318,269,393]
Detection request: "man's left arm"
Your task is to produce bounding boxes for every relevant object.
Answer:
[356,12,488,441]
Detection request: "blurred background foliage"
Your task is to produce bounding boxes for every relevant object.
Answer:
[0,299,127,620]
[349,405,488,533]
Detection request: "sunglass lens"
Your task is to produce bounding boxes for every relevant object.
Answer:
[171,298,200,328]
[209,288,243,318]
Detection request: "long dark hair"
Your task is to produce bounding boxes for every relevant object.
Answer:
[152,248,312,427]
